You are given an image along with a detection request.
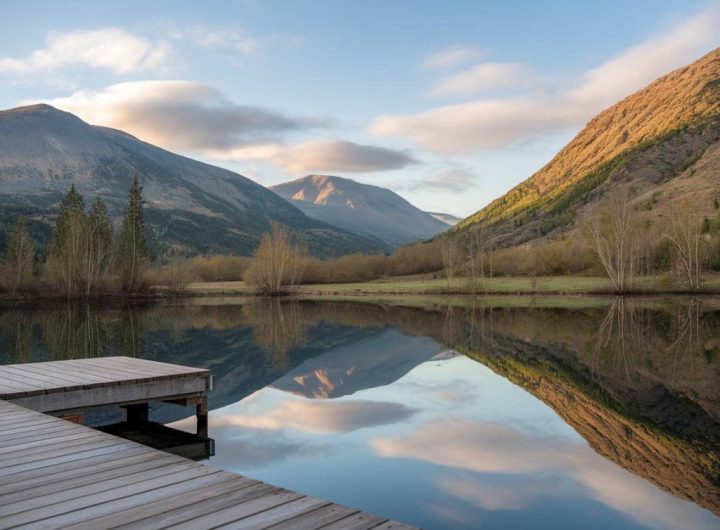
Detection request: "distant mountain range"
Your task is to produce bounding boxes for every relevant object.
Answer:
[456,47,720,247]
[0,104,386,257]
[271,175,449,247]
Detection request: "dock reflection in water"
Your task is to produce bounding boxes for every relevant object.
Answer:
[0,297,718,530]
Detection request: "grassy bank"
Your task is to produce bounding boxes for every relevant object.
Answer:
[185,273,720,297]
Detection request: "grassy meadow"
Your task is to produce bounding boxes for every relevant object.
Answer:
[184,273,720,297]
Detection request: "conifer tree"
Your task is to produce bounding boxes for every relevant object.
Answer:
[6,217,35,295]
[119,175,147,292]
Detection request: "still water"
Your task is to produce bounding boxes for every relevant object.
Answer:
[0,297,719,529]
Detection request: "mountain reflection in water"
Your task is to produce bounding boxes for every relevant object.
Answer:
[0,297,718,530]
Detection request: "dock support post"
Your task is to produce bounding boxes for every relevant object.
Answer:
[125,403,149,424]
[196,396,208,438]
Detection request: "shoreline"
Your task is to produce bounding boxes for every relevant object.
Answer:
[4,275,720,308]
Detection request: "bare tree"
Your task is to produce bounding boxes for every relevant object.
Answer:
[246,223,307,294]
[5,218,35,295]
[663,201,705,290]
[439,237,460,289]
[583,189,643,291]
[467,229,489,292]
[82,197,114,294]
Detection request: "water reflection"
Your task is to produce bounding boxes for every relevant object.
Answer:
[0,297,718,529]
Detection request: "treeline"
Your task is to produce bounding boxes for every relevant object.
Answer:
[0,177,147,297]
[33,184,714,296]
[154,189,720,294]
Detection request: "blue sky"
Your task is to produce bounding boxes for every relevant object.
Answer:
[1,0,718,215]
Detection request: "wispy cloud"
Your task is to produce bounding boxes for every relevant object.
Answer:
[401,168,477,192]
[41,80,325,151]
[423,46,485,69]
[373,6,720,153]
[431,62,529,97]
[167,24,259,55]
[0,28,169,75]
[211,139,417,173]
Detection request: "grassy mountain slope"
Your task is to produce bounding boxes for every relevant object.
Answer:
[0,105,386,258]
[456,48,720,246]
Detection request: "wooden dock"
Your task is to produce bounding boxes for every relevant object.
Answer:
[0,357,417,530]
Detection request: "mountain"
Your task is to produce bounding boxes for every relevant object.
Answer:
[456,48,720,246]
[0,104,387,257]
[271,175,449,247]
[270,329,449,399]
[426,211,462,226]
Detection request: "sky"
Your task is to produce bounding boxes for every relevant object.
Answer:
[1,0,719,216]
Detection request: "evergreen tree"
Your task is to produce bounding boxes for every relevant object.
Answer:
[48,184,87,295]
[119,176,147,292]
[5,217,35,295]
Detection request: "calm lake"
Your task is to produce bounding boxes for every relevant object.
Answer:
[0,297,718,530]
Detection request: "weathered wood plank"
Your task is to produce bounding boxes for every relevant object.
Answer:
[0,428,111,452]
[57,359,176,381]
[0,435,131,468]
[0,418,78,440]
[63,477,260,530]
[0,447,161,496]
[1,440,138,476]
[372,521,420,529]
[318,512,389,530]
[112,483,278,530]
[216,497,330,530]
[13,361,119,384]
[0,461,200,517]
[165,490,304,530]
[17,472,234,529]
[0,364,95,386]
[0,468,225,527]
[263,504,359,530]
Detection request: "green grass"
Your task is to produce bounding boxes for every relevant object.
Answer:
[186,273,720,297]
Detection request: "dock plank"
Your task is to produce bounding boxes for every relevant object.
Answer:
[265,505,359,530]
[0,453,179,505]
[216,497,330,529]
[63,477,260,530]
[115,483,282,530]
[318,513,389,530]
[166,490,305,530]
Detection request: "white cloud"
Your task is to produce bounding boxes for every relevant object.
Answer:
[438,476,549,511]
[431,62,528,97]
[373,97,577,153]
[373,6,720,153]
[40,81,323,151]
[167,24,259,55]
[424,46,485,69]
[212,399,416,434]
[212,139,417,173]
[0,28,169,74]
